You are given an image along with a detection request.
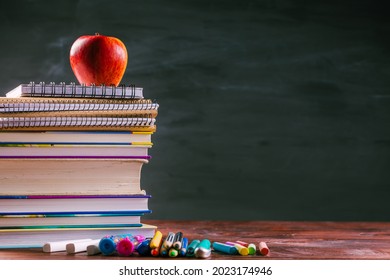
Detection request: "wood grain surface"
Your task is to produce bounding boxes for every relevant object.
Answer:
[1,220,390,260]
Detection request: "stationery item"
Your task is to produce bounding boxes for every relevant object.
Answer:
[186,239,200,257]
[42,238,92,253]
[195,239,211,259]
[179,237,188,256]
[0,223,156,249]
[160,246,168,257]
[66,239,100,254]
[233,243,249,256]
[169,248,179,257]
[87,244,101,255]
[0,158,148,196]
[172,231,183,250]
[0,130,153,145]
[116,235,145,256]
[248,243,256,255]
[0,97,158,113]
[259,241,270,256]
[0,116,156,132]
[151,247,160,257]
[0,194,151,215]
[5,82,144,99]
[150,230,163,249]
[234,240,249,247]
[212,242,238,255]
[136,239,151,256]
[0,213,143,228]
[99,234,129,255]
[162,232,175,249]
[0,144,151,158]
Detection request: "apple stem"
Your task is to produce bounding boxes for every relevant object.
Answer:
[95,32,100,36]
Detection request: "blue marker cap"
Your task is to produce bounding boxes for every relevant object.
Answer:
[212,242,238,255]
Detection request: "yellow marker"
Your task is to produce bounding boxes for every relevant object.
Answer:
[234,243,249,256]
[150,230,163,249]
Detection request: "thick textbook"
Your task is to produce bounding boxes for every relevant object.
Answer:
[0,194,151,214]
[0,213,143,228]
[0,158,148,195]
[0,144,151,158]
[5,82,143,99]
[0,223,156,248]
[0,131,153,145]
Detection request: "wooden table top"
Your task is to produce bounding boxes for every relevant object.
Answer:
[1,220,390,260]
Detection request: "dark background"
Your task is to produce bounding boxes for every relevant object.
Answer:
[0,0,389,221]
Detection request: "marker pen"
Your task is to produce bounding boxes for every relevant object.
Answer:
[187,239,200,257]
[179,237,188,256]
[195,239,211,259]
[173,232,183,250]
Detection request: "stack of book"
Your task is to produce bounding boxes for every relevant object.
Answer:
[0,82,158,248]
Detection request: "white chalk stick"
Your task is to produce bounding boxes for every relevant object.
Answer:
[42,239,92,253]
[66,239,100,254]
[87,244,101,255]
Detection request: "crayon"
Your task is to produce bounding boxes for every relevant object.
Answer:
[248,243,256,255]
[173,232,183,250]
[212,242,238,255]
[66,239,100,254]
[162,232,175,249]
[179,237,188,256]
[259,242,269,256]
[169,248,179,257]
[43,238,92,253]
[150,230,163,249]
[234,240,249,247]
[233,243,249,256]
[137,239,151,256]
[186,239,200,257]
[195,239,211,259]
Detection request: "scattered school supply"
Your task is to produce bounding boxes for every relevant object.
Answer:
[248,243,257,255]
[173,231,183,250]
[212,242,238,255]
[66,239,100,254]
[231,243,249,256]
[169,248,179,257]
[98,234,144,256]
[161,232,175,249]
[150,230,163,249]
[259,241,270,256]
[194,239,211,259]
[136,239,151,256]
[187,239,200,257]
[87,244,101,256]
[42,238,92,253]
[179,237,188,256]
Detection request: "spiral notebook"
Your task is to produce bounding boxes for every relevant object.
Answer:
[0,97,159,118]
[0,116,156,131]
[5,82,143,99]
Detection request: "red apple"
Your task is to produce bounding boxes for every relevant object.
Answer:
[69,33,128,86]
